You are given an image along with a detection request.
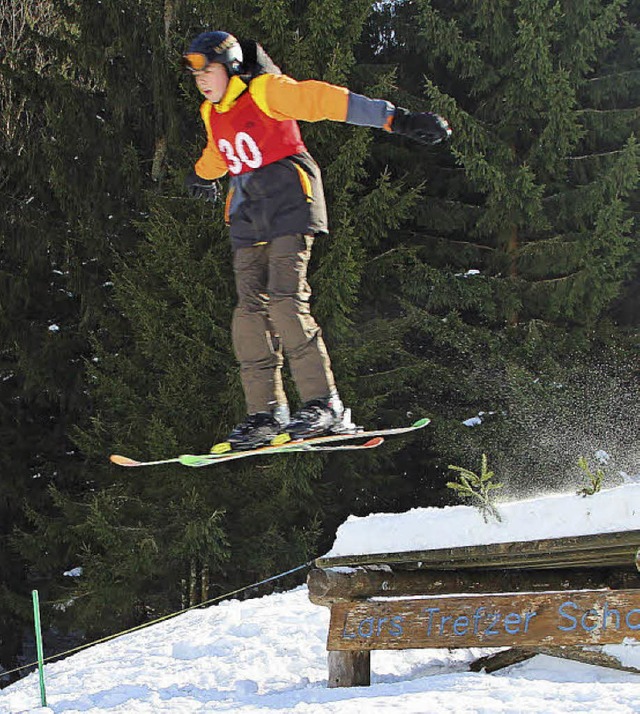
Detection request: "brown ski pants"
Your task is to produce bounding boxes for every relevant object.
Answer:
[231,233,336,415]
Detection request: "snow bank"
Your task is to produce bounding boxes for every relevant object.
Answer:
[325,484,640,558]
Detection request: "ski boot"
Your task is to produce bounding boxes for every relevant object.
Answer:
[285,393,355,440]
[213,407,289,453]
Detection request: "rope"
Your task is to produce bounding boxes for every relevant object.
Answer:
[0,560,314,682]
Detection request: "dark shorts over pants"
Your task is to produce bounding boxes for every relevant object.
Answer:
[231,233,336,414]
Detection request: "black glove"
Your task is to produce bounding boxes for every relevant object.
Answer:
[184,170,220,203]
[391,108,452,145]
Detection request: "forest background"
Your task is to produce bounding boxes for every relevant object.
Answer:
[1,0,638,680]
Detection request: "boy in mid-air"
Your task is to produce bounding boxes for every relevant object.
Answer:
[183,31,451,451]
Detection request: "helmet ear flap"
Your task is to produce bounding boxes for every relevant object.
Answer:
[225,57,243,76]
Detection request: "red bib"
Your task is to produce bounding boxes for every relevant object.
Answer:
[210,91,307,175]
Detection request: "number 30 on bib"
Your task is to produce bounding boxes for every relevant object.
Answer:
[218,132,263,174]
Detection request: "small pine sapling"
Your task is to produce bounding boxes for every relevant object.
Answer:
[577,456,605,496]
[447,453,503,523]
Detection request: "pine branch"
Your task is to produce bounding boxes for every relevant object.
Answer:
[575,106,640,115]
[406,232,496,252]
[568,149,626,161]
[587,70,640,83]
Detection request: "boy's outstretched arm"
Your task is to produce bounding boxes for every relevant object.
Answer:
[250,74,451,145]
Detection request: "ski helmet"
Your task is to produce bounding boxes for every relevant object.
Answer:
[183,31,243,75]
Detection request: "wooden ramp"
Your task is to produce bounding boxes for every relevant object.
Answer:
[309,530,640,687]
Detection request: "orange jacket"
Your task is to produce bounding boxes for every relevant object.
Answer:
[195,73,393,179]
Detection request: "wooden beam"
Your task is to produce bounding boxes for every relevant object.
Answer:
[316,530,640,571]
[307,567,640,607]
[470,648,536,673]
[535,645,640,674]
[470,646,640,675]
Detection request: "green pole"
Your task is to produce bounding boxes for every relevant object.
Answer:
[31,590,47,707]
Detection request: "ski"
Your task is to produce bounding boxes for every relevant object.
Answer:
[109,417,429,469]
[110,435,384,468]
[177,436,384,468]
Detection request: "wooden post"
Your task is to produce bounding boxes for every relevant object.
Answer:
[328,650,371,688]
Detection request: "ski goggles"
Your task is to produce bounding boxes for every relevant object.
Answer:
[182,52,209,72]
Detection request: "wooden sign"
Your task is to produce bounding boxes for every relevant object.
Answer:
[328,590,640,650]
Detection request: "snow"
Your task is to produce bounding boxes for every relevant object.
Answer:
[463,416,483,427]
[2,586,640,714]
[3,485,640,713]
[325,483,640,558]
[62,568,83,578]
[455,269,481,278]
[462,411,497,427]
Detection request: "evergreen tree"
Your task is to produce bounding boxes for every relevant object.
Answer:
[0,0,93,675]
[595,0,640,327]
[1,0,185,665]
[352,0,639,499]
